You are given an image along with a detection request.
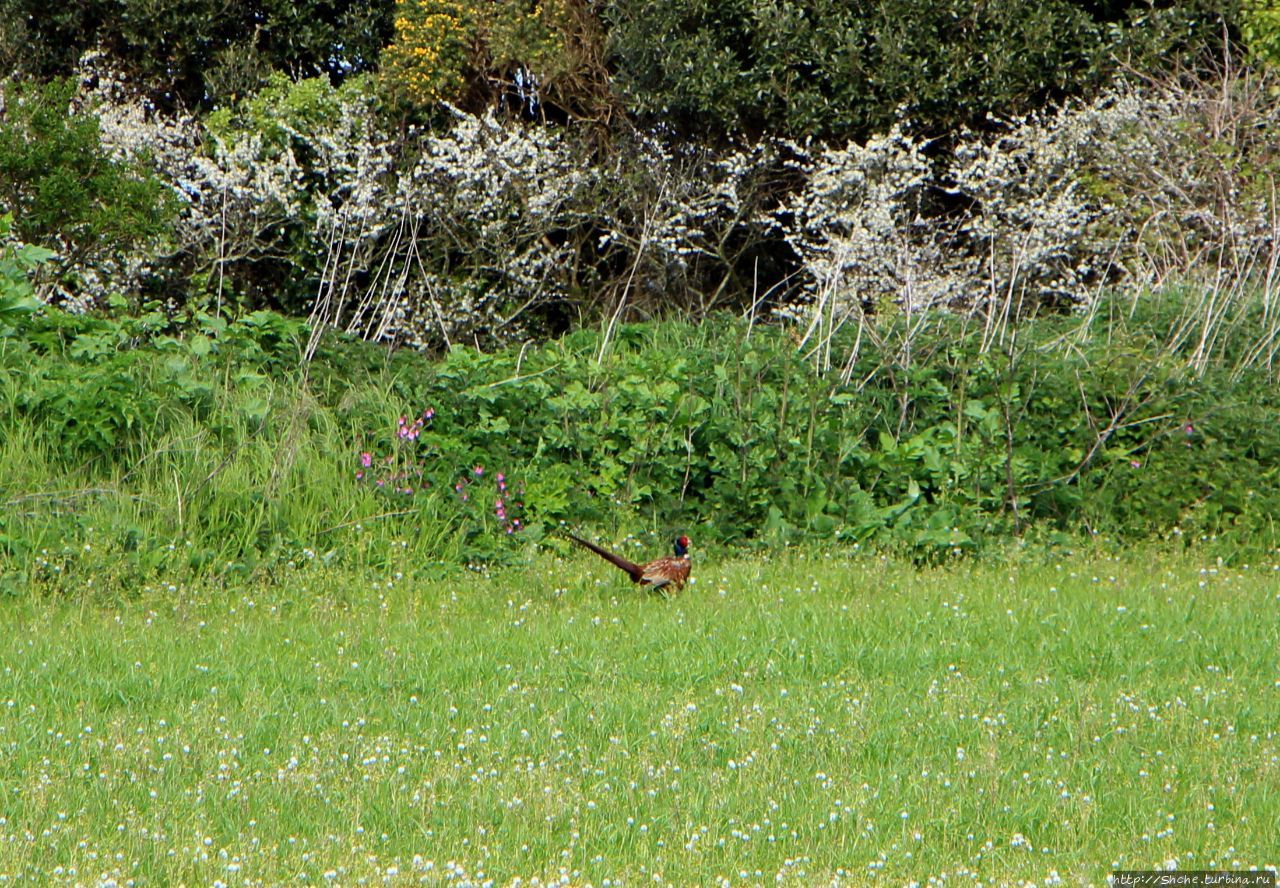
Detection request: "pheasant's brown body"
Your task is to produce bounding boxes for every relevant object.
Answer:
[564,533,691,592]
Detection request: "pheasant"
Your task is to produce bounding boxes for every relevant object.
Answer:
[564,532,692,593]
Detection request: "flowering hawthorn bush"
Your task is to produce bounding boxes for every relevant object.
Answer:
[775,75,1280,327]
[72,53,1280,358]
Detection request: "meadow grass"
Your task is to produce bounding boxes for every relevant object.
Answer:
[0,546,1277,886]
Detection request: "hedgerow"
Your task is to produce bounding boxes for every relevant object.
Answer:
[3,296,1278,591]
[48,56,1269,343]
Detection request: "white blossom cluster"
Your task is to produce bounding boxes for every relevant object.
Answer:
[776,80,1280,322]
[88,58,305,308]
[773,125,955,317]
[86,51,778,345]
[594,135,776,312]
[333,113,774,346]
[89,55,392,310]
[1090,78,1280,287]
[375,107,600,348]
[91,66,604,347]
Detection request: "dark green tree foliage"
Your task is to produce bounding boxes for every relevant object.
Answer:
[0,78,172,265]
[0,0,395,109]
[603,0,1239,142]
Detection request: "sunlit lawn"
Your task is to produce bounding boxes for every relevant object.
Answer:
[1,547,1277,886]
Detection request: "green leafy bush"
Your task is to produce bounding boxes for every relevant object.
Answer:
[0,78,174,310]
[359,300,1280,557]
[0,214,55,334]
[1242,0,1280,64]
[3,308,303,461]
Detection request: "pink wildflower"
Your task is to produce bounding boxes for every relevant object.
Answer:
[360,452,373,467]
[397,414,423,440]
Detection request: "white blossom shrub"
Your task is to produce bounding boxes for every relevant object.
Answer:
[375,124,779,347]
[308,113,781,346]
[364,108,602,349]
[91,62,392,313]
[589,135,782,318]
[81,55,1280,354]
[772,125,964,318]
[777,75,1280,327]
[83,58,813,343]
[949,101,1121,309]
[1099,70,1280,289]
[89,50,779,348]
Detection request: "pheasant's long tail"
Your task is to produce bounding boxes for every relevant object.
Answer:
[563,532,645,583]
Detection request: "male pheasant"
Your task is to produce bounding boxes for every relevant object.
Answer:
[564,532,691,592]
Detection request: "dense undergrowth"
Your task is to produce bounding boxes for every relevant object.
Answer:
[3,285,1279,593]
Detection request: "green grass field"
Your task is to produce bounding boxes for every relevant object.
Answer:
[1,547,1277,886]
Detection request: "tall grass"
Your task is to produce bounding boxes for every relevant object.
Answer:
[0,324,466,592]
